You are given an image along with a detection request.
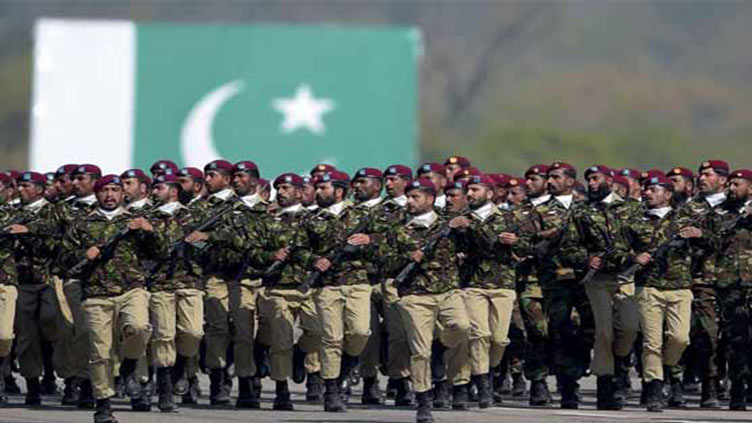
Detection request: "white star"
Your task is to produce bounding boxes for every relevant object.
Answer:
[272,84,336,135]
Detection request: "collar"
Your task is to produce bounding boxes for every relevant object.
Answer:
[279,203,304,215]
[471,202,495,222]
[531,194,551,207]
[211,188,235,202]
[408,210,438,228]
[499,202,511,211]
[63,195,77,203]
[188,195,203,205]
[647,206,672,219]
[324,201,347,217]
[9,198,20,206]
[240,193,262,209]
[359,197,383,209]
[391,195,407,207]
[127,198,150,211]
[704,192,726,208]
[306,204,319,212]
[555,194,574,210]
[24,197,49,213]
[434,194,447,209]
[157,201,184,216]
[601,191,621,205]
[76,194,97,206]
[96,207,126,221]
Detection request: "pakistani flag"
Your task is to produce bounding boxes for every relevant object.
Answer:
[30,19,421,176]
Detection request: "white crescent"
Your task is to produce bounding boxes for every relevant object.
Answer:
[180,79,245,168]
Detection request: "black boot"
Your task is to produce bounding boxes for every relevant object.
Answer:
[292,344,306,384]
[596,376,620,410]
[94,398,118,423]
[4,374,20,394]
[0,358,6,406]
[25,377,42,405]
[430,342,447,381]
[119,358,140,398]
[559,376,579,409]
[475,374,492,409]
[254,341,270,379]
[646,379,663,412]
[41,374,58,396]
[172,355,189,396]
[512,373,526,397]
[209,369,230,406]
[386,378,397,399]
[113,376,125,398]
[306,372,323,402]
[613,356,628,406]
[394,377,415,407]
[700,377,720,409]
[416,390,434,423]
[451,383,469,410]
[273,380,293,410]
[182,376,199,405]
[730,379,746,411]
[236,376,260,409]
[78,378,96,409]
[666,368,686,408]
[156,367,177,413]
[432,380,450,409]
[324,378,345,412]
[528,379,551,406]
[61,377,80,406]
[361,376,383,405]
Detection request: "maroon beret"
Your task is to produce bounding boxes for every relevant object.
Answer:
[644,174,674,191]
[525,165,550,178]
[55,164,78,178]
[454,167,482,180]
[72,164,102,177]
[417,163,446,177]
[0,173,9,183]
[93,174,123,192]
[353,167,383,180]
[258,178,271,191]
[178,167,204,181]
[444,156,471,168]
[120,168,150,182]
[640,169,666,183]
[585,165,613,178]
[204,160,233,173]
[45,172,55,183]
[383,165,413,179]
[467,174,496,188]
[314,170,350,186]
[666,167,694,179]
[730,169,752,181]
[488,173,512,187]
[548,162,577,177]
[274,173,304,188]
[6,170,21,181]
[150,160,179,176]
[618,168,641,180]
[233,161,259,174]
[444,179,468,193]
[406,177,437,195]
[612,175,630,188]
[699,159,730,176]
[302,175,314,185]
[505,176,527,188]
[17,171,46,185]
[310,164,336,175]
[153,173,180,186]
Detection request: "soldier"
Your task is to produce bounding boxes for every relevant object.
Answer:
[304,170,374,412]
[506,177,527,209]
[444,156,471,182]
[177,167,205,207]
[666,167,695,208]
[618,169,643,202]
[450,174,529,408]
[121,169,153,214]
[444,180,468,215]
[712,169,752,410]
[257,178,272,202]
[611,175,630,201]
[150,160,179,177]
[310,163,336,180]
[301,175,318,212]
[579,165,640,409]
[627,175,704,412]
[417,163,448,210]
[380,178,471,423]
[142,173,205,413]
[0,172,18,405]
[61,174,159,423]
[488,173,512,211]
[44,172,60,203]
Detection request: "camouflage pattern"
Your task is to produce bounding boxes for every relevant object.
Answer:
[579,193,642,274]
[530,197,589,285]
[0,206,18,286]
[62,209,165,298]
[11,199,60,286]
[147,203,204,292]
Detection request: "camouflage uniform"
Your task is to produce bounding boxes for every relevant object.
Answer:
[0,206,18,361]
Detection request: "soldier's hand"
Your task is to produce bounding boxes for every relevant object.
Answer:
[588,256,604,270]
[314,258,331,272]
[347,233,370,246]
[449,216,471,229]
[636,252,652,266]
[273,247,290,262]
[537,228,558,239]
[679,226,702,239]
[410,250,424,263]
[129,217,153,232]
[86,246,101,260]
[185,231,209,244]
[5,224,29,234]
[498,232,518,245]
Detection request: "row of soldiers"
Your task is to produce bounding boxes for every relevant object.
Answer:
[0,155,751,423]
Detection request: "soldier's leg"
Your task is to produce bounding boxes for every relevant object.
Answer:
[258,289,296,382]
[544,285,576,378]
[298,293,323,402]
[584,276,617,377]
[398,294,438,394]
[358,292,381,376]
[463,288,492,377]
[691,285,720,406]
[438,290,471,410]
[383,280,410,380]
[230,283,257,379]
[15,286,44,405]
[488,289,516,370]
[663,290,693,368]
[343,284,373,358]
[507,298,527,388]
[315,286,347,411]
[572,283,595,376]
[0,285,17,361]
[204,277,230,398]
[118,288,152,361]
[150,291,177,368]
[519,294,548,382]
[175,289,204,362]
[717,289,749,408]
[82,297,117,400]
[39,285,60,394]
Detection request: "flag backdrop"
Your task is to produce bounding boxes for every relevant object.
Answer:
[30,19,421,176]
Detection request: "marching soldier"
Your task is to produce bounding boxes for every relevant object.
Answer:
[666,167,695,209]
[444,180,468,215]
[0,172,18,405]
[417,164,448,210]
[444,156,471,182]
[301,175,318,212]
[53,164,78,204]
[121,169,153,214]
[177,167,205,207]
[150,160,179,177]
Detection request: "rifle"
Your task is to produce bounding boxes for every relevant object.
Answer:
[580,209,616,285]
[0,213,30,238]
[299,219,370,293]
[532,205,576,259]
[394,222,453,290]
[67,226,131,278]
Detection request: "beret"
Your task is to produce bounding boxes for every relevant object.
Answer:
[611,175,630,188]
[467,174,496,188]
[644,174,674,190]
[383,164,413,179]
[302,175,313,185]
[310,164,336,175]
[274,173,304,188]
[45,172,55,183]
[120,168,150,182]
[405,177,437,195]
[454,167,481,180]
[666,167,694,179]
[150,160,179,176]
[548,162,576,177]
[178,167,204,181]
[525,165,550,178]
[153,173,180,185]
[72,164,102,177]
[505,176,527,188]
[353,167,383,180]
[93,174,123,192]
[699,159,729,175]
[444,156,471,168]
[618,168,641,180]
[55,164,78,178]
[416,163,446,176]
[204,160,234,173]
[233,161,259,174]
[17,171,46,185]
[314,170,350,186]
[640,169,666,183]
[444,179,468,193]
[729,169,752,181]
[488,173,512,187]
[584,165,613,178]
[258,178,271,191]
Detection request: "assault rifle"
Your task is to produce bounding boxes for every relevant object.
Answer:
[394,222,453,290]
[67,226,131,278]
[580,211,616,285]
[300,219,370,293]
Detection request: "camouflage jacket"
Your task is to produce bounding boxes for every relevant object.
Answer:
[713,200,752,288]
[304,201,377,286]
[455,204,531,290]
[147,202,204,292]
[0,206,18,286]
[52,195,99,277]
[380,211,460,295]
[679,195,724,285]
[212,195,269,281]
[11,199,60,286]
[62,208,165,298]
[511,201,545,294]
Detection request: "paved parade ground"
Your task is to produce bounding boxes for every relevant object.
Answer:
[1,375,750,423]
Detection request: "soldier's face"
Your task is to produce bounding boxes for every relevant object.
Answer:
[698,168,726,194]
[493,187,508,204]
[276,183,301,208]
[301,183,315,206]
[423,172,447,192]
[669,175,693,195]
[645,185,673,209]
[626,178,642,200]
[18,182,43,204]
[315,182,337,207]
[54,174,73,196]
[467,184,493,209]
[407,190,435,215]
[232,172,257,197]
[151,183,174,203]
[546,170,574,196]
[385,175,408,198]
[525,174,547,197]
[445,189,467,212]
[122,178,146,203]
[96,185,124,210]
[178,177,201,196]
[445,164,463,180]
[0,182,10,202]
[507,186,527,206]
[728,178,751,202]
[352,177,381,202]
[614,183,629,199]
[586,173,611,201]
[72,174,96,197]
[205,170,230,194]
[44,183,59,202]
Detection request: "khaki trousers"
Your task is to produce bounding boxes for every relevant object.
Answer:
[0,284,17,357]
[15,284,59,378]
[314,284,372,380]
[398,290,471,393]
[383,279,411,379]
[83,288,152,399]
[58,280,90,379]
[463,287,517,375]
[149,289,204,367]
[584,273,640,376]
[637,287,692,382]
[258,288,320,381]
